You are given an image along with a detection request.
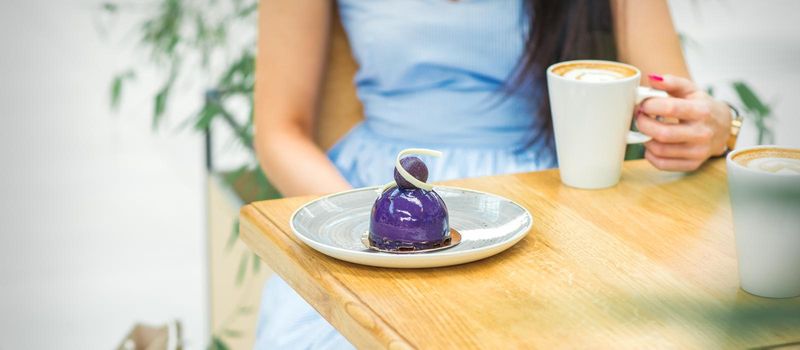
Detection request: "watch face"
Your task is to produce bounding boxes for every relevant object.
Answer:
[732,119,743,134]
[728,105,743,150]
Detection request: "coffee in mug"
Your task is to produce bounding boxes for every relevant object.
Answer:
[551,62,637,82]
[727,146,800,298]
[547,60,667,189]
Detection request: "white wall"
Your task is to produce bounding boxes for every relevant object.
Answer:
[0,0,797,349]
[0,0,208,349]
[669,0,800,147]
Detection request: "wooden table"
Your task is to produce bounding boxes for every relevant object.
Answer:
[240,159,800,349]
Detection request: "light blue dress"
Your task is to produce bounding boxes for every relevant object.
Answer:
[255,1,555,348]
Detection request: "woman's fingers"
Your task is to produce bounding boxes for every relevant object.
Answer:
[644,140,710,160]
[636,115,714,143]
[639,97,711,122]
[645,150,704,172]
[647,74,697,98]
[639,74,729,172]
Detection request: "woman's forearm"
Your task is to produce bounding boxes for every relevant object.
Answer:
[256,126,351,197]
[253,0,344,197]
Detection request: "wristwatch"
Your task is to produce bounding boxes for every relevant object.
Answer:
[726,103,744,151]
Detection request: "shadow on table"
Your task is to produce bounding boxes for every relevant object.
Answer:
[618,290,800,348]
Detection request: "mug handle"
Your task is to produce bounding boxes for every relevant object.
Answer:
[626,86,670,144]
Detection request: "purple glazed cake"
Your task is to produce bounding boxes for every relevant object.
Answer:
[369,153,450,251]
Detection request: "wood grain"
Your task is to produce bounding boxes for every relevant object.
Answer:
[240,159,800,349]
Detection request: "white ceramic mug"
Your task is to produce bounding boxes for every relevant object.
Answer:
[727,145,800,298]
[547,60,667,189]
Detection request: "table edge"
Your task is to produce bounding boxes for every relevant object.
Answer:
[240,204,416,350]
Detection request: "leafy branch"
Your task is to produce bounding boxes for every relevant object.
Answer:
[732,81,774,145]
[102,0,276,348]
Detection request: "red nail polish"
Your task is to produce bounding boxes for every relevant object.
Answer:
[648,74,664,82]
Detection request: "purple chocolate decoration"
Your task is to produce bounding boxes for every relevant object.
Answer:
[394,156,429,189]
[369,187,449,251]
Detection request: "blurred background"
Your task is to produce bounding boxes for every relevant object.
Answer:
[0,0,798,349]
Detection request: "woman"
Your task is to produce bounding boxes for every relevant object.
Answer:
[253,0,733,348]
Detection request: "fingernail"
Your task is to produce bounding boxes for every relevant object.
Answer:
[648,74,664,82]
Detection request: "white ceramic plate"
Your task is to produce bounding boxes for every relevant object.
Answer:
[290,186,533,268]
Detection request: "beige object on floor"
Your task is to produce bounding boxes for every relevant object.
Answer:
[208,174,272,350]
[116,321,182,350]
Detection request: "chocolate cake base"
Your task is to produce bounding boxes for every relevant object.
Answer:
[363,229,462,254]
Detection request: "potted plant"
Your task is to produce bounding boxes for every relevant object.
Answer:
[102,0,274,348]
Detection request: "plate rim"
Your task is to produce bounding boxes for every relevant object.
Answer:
[288,185,533,261]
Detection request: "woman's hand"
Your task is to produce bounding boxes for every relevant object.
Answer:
[636,74,732,172]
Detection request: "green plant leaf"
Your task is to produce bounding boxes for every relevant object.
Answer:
[194,102,220,131]
[236,251,249,286]
[252,253,260,274]
[254,167,281,200]
[193,12,219,67]
[236,3,258,17]
[101,2,118,13]
[732,81,774,145]
[733,81,770,116]
[140,0,184,60]
[247,94,255,123]
[153,77,175,129]
[210,336,230,350]
[220,50,255,88]
[214,22,227,42]
[111,78,123,108]
[110,70,135,110]
[226,218,240,251]
[624,144,645,160]
[222,329,243,338]
[759,128,775,145]
[215,106,254,152]
[195,89,224,131]
[222,165,249,191]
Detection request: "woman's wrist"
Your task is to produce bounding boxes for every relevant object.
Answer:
[710,98,734,157]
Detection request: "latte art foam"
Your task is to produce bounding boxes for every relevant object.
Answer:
[747,157,800,175]
[551,61,637,82]
[563,68,626,82]
[732,147,800,175]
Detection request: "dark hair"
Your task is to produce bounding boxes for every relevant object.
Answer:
[512,0,618,149]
